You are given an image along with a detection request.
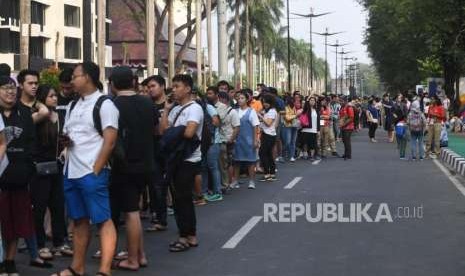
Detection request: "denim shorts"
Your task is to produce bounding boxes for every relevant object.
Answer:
[64,169,111,224]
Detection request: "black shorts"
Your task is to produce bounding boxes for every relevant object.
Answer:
[110,173,149,213]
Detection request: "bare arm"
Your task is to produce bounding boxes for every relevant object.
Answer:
[93,127,117,175]
[184,121,199,139]
[230,126,239,143]
[0,131,6,161]
[32,102,50,124]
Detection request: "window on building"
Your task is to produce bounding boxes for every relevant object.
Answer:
[9,32,20,54]
[31,1,45,25]
[64,4,80,27]
[30,37,45,58]
[65,37,81,59]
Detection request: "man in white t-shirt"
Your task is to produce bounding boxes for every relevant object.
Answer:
[160,75,203,252]
[55,62,119,276]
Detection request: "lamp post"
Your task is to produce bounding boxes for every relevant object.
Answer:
[328,40,349,95]
[286,0,291,92]
[292,8,331,92]
[314,28,343,94]
[337,48,352,94]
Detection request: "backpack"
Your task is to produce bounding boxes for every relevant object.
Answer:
[196,100,214,156]
[69,95,112,136]
[408,111,424,132]
[69,95,127,167]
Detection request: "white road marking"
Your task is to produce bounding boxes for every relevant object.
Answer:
[222,216,262,249]
[284,177,303,190]
[433,159,465,197]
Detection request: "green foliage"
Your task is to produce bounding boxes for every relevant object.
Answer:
[40,67,60,91]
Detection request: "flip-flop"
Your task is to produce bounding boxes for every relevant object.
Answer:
[169,241,190,252]
[54,266,83,276]
[112,260,139,271]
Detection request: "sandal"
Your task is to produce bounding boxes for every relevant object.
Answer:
[112,259,139,271]
[39,247,54,260]
[145,224,167,232]
[169,240,190,252]
[53,266,82,276]
[30,259,53,269]
[114,250,128,260]
[96,272,110,276]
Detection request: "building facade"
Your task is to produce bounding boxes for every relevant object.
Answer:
[0,0,111,72]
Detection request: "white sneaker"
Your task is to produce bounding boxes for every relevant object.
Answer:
[248,181,256,189]
[290,157,296,162]
[230,181,240,189]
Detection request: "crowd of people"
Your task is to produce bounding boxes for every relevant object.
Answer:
[0,61,453,276]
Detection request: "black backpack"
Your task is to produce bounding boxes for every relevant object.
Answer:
[196,100,214,156]
[69,95,127,167]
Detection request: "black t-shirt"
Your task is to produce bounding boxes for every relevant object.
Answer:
[113,95,155,174]
[57,92,76,132]
[0,103,35,189]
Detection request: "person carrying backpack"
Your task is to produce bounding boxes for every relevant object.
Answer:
[407,101,427,160]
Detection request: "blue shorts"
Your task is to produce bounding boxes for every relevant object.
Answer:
[63,169,111,224]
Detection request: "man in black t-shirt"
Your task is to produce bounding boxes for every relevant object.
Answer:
[109,67,154,271]
[56,68,76,130]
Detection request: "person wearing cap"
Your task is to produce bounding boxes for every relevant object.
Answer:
[0,76,37,275]
[54,62,119,276]
[107,66,153,270]
[250,90,263,113]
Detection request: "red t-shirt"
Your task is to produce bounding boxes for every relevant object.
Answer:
[428,105,445,122]
[339,105,355,130]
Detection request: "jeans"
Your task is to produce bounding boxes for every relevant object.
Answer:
[151,159,168,226]
[397,136,407,158]
[202,143,222,194]
[282,127,298,159]
[26,236,39,260]
[410,131,425,159]
[259,133,277,175]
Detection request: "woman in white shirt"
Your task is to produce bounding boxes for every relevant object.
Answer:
[299,96,321,161]
[258,94,278,182]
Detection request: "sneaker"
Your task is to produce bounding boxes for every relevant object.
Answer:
[51,244,73,257]
[193,197,207,206]
[167,207,175,216]
[290,157,296,162]
[230,181,240,189]
[419,157,424,161]
[248,181,256,189]
[205,194,223,202]
[259,175,271,182]
[269,175,278,181]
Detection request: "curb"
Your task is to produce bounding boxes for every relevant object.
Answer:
[441,148,465,176]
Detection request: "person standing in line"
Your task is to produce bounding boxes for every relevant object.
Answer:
[282,97,301,162]
[160,75,203,252]
[258,94,278,182]
[425,95,445,158]
[300,96,321,161]
[339,98,355,160]
[407,101,427,161]
[53,62,119,276]
[367,99,380,143]
[330,95,341,142]
[319,97,338,158]
[382,93,395,143]
[231,90,260,189]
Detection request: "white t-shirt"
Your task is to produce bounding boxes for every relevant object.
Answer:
[0,116,5,131]
[168,101,204,162]
[238,107,260,127]
[260,108,278,136]
[64,91,119,179]
[301,109,318,134]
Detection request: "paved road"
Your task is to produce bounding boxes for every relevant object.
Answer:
[19,130,465,276]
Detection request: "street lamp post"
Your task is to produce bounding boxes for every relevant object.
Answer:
[292,9,331,92]
[338,48,352,94]
[287,0,291,92]
[328,40,349,95]
[314,28,343,94]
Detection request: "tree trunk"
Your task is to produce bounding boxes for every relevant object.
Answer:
[207,0,212,85]
[234,0,241,89]
[245,0,252,87]
[195,0,202,87]
[20,0,30,70]
[168,0,175,85]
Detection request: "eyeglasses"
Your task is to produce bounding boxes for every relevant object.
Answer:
[71,74,85,80]
[0,85,16,93]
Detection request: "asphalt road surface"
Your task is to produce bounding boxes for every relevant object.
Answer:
[18,130,465,276]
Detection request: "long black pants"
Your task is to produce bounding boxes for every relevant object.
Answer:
[171,161,199,238]
[259,133,277,175]
[30,173,66,248]
[342,130,353,158]
[368,123,378,139]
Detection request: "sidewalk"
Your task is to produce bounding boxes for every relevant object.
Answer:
[441,132,465,176]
